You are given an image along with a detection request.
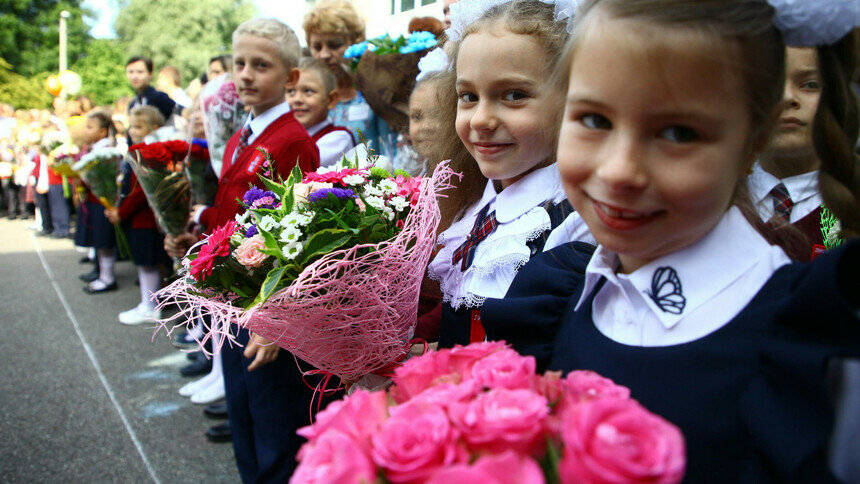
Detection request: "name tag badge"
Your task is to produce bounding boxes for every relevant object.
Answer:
[246,154,263,175]
[347,104,371,122]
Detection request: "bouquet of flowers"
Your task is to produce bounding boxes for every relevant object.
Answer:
[127,140,191,236]
[156,150,454,381]
[49,144,80,178]
[185,139,218,206]
[40,131,66,154]
[199,74,246,177]
[291,341,686,484]
[72,147,131,256]
[348,32,439,132]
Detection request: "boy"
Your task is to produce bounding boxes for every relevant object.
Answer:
[287,58,355,167]
[155,65,192,109]
[125,56,176,122]
[170,18,319,483]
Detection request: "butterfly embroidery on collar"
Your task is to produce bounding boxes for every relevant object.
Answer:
[646,266,686,314]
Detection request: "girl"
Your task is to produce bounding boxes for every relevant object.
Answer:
[427,0,593,348]
[80,111,119,294]
[505,0,858,480]
[105,105,171,325]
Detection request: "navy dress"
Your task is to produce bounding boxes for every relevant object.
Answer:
[540,241,860,482]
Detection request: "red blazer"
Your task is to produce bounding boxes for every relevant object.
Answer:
[200,111,320,229]
[34,154,64,186]
[118,172,157,229]
[312,124,354,144]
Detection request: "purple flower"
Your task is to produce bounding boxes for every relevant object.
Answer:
[252,196,276,209]
[245,224,258,238]
[308,187,355,203]
[243,187,276,206]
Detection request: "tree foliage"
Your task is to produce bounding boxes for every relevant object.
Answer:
[0,58,53,109]
[114,0,257,86]
[0,0,94,76]
[70,39,131,106]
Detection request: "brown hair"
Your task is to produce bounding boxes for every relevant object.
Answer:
[87,110,116,145]
[129,105,166,129]
[429,0,570,230]
[814,29,860,237]
[302,0,366,45]
[408,16,445,37]
[298,57,337,96]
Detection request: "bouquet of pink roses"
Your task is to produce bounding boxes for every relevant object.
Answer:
[156,150,455,382]
[199,74,245,176]
[291,341,686,484]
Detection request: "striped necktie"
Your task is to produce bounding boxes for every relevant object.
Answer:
[767,182,794,226]
[235,125,252,158]
[451,204,499,271]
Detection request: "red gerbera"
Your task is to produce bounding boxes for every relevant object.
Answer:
[303,168,367,185]
[189,220,237,281]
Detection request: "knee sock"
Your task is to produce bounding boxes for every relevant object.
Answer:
[97,249,116,284]
[138,265,160,310]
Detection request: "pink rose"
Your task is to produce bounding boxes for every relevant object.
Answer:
[390,349,459,403]
[297,389,388,447]
[427,451,546,484]
[536,370,565,405]
[447,341,508,376]
[448,388,549,455]
[468,348,537,390]
[294,182,333,204]
[217,81,238,105]
[558,398,686,484]
[563,370,631,405]
[371,401,468,483]
[394,175,423,207]
[406,380,479,409]
[290,430,376,484]
[234,235,269,269]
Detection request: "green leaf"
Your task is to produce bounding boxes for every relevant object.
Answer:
[324,208,361,234]
[250,266,288,307]
[259,176,287,199]
[281,185,294,214]
[259,229,284,259]
[229,285,251,299]
[287,164,304,186]
[300,229,352,264]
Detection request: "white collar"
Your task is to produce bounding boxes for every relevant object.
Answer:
[576,207,778,330]
[92,137,112,150]
[244,102,291,142]
[305,120,331,137]
[749,163,819,205]
[490,164,563,224]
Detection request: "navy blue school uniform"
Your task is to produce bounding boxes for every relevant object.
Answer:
[532,209,860,482]
[428,164,593,348]
[129,86,177,122]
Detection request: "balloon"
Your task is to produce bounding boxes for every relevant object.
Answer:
[59,70,82,96]
[45,75,62,96]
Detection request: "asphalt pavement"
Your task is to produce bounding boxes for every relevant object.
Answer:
[0,216,237,483]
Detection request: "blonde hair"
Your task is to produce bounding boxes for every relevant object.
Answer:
[298,57,337,95]
[430,0,570,229]
[129,105,166,129]
[233,18,301,70]
[302,0,366,44]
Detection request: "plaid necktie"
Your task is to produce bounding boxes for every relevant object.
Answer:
[767,182,794,226]
[235,125,252,158]
[452,204,499,271]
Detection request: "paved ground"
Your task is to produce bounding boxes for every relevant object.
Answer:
[0,217,237,483]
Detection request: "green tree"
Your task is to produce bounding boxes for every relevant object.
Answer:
[114,0,257,86]
[70,39,131,106]
[0,0,94,76]
[0,58,53,109]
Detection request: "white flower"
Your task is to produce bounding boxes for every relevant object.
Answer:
[364,184,383,197]
[389,196,409,212]
[383,207,395,221]
[257,215,278,232]
[279,225,303,244]
[379,179,398,195]
[365,195,386,211]
[230,232,244,246]
[342,174,366,186]
[282,242,303,260]
[280,212,312,228]
[826,220,842,245]
[235,212,250,225]
[316,165,339,174]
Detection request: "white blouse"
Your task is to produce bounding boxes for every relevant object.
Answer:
[748,164,822,223]
[576,207,791,347]
[429,164,593,310]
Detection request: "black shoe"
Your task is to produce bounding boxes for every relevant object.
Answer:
[37,230,53,236]
[79,269,99,283]
[83,281,118,294]
[6,214,18,220]
[172,331,199,349]
[203,403,228,420]
[50,232,71,239]
[205,422,231,443]
[79,256,94,264]
[186,350,202,361]
[180,357,212,377]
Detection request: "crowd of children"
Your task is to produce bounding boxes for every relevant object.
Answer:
[2,0,859,481]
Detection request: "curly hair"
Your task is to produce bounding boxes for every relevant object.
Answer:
[814,29,860,237]
[302,0,366,45]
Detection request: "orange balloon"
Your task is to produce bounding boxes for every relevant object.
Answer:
[45,75,63,97]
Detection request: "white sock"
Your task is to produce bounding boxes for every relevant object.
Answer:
[178,352,223,397]
[137,265,160,310]
[97,249,116,284]
[88,247,96,260]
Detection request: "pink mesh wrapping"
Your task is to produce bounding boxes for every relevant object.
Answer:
[155,162,456,381]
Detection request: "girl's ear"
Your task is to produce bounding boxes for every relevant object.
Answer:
[287,68,300,87]
[326,90,340,110]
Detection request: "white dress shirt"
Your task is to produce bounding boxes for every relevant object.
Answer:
[575,207,791,346]
[306,121,355,168]
[748,163,822,223]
